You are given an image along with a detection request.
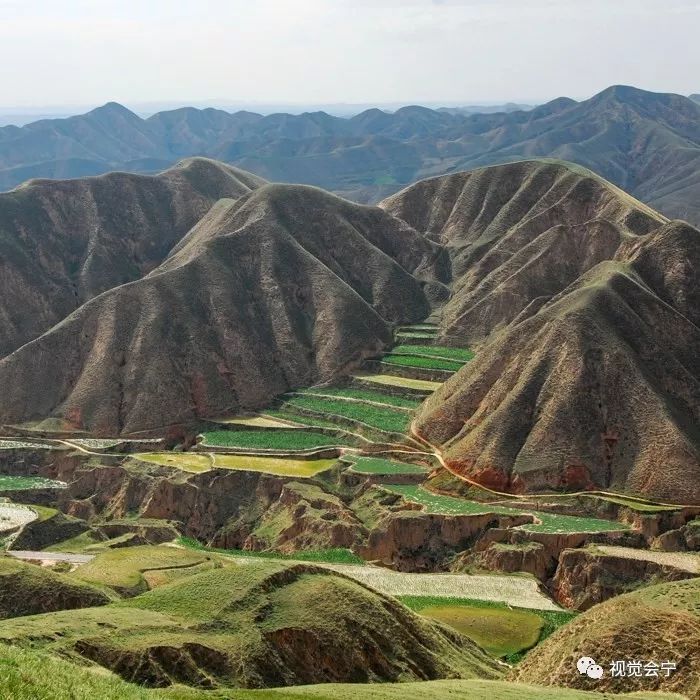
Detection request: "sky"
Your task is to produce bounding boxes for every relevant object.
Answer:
[1,0,699,110]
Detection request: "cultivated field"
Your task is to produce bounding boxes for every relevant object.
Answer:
[344,456,428,475]
[199,428,343,450]
[298,386,421,409]
[352,372,442,391]
[212,454,337,477]
[281,395,411,433]
[134,452,212,473]
[391,344,475,362]
[382,353,465,372]
[593,545,700,573]
[0,503,38,533]
[0,475,66,490]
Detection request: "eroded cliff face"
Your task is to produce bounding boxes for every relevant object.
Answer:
[551,548,698,610]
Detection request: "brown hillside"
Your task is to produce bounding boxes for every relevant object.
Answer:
[381,160,666,345]
[0,185,440,434]
[413,220,700,504]
[0,157,264,357]
[511,578,700,698]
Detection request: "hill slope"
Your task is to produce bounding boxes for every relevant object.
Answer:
[512,578,700,697]
[4,87,700,227]
[0,562,501,689]
[413,218,700,503]
[0,157,264,356]
[0,184,441,434]
[0,556,111,617]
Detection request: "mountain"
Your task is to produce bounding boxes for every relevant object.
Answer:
[402,164,700,503]
[4,86,700,227]
[512,578,700,697]
[0,157,698,504]
[0,561,502,688]
[0,157,264,357]
[0,180,442,434]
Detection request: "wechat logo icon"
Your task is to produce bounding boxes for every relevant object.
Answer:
[577,656,604,679]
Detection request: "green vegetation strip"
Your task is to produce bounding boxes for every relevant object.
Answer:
[382,354,464,371]
[298,386,421,409]
[353,373,442,391]
[392,344,474,362]
[400,596,575,662]
[344,456,428,475]
[281,396,411,433]
[199,428,343,450]
[0,475,66,490]
[383,485,628,533]
[179,537,364,564]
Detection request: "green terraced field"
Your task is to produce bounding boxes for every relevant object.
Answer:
[383,485,628,533]
[382,354,464,371]
[392,344,474,362]
[344,456,428,475]
[199,428,344,450]
[402,597,543,657]
[281,396,411,433]
[298,386,421,409]
[394,331,438,340]
[0,475,66,490]
[180,537,364,564]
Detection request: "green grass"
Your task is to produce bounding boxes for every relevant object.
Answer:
[400,596,576,662]
[282,396,411,433]
[0,475,65,490]
[199,428,343,450]
[212,454,337,477]
[133,452,212,473]
[392,344,475,362]
[590,493,680,512]
[70,545,211,595]
[179,537,364,565]
[401,596,542,657]
[382,354,464,372]
[344,456,428,476]
[383,485,628,533]
[394,331,438,340]
[298,386,421,409]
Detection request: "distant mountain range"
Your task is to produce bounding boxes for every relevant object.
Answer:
[3,86,700,226]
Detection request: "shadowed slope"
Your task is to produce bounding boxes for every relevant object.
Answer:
[0,186,439,434]
[0,157,264,356]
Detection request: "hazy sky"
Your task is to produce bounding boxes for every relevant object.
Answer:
[1,0,699,109]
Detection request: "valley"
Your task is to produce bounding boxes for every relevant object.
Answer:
[0,155,698,698]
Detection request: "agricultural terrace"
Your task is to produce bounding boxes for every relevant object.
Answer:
[212,454,337,478]
[209,415,303,429]
[401,597,575,660]
[0,439,58,449]
[391,344,475,362]
[280,395,412,433]
[135,452,337,478]
[344,456,429,476]
[315,564,562,610]
[382,485,629,534]
[0,475,66,490]
[381,353,466,372]
[351,373,442,392]
[297,386,421,409]
[0,503,38,533]
[199,428,343,450]
[134,453,211,473]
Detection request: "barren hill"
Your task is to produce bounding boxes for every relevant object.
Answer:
[0,157,264,357]
[413,217,700,504]
[0,184,440,434]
